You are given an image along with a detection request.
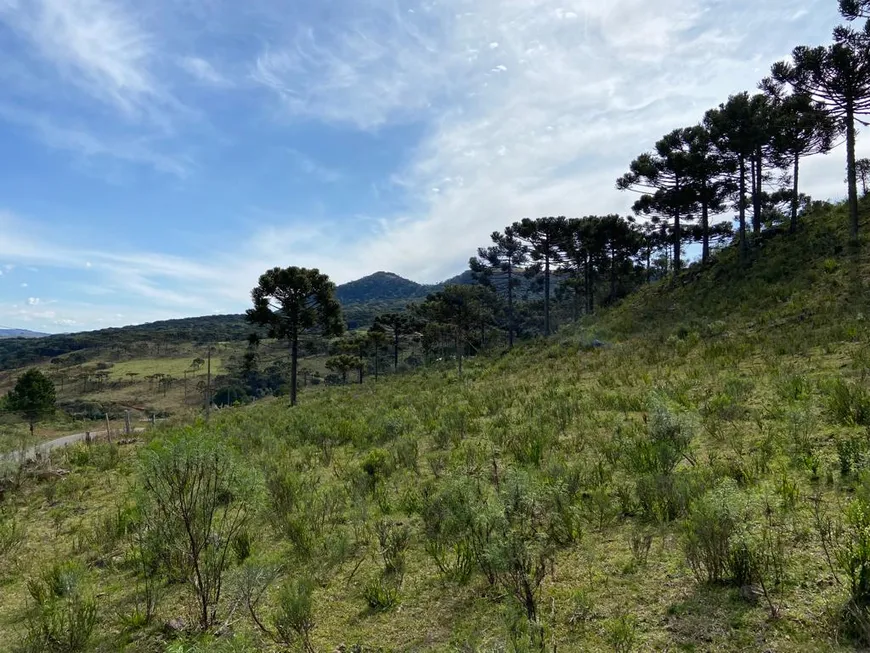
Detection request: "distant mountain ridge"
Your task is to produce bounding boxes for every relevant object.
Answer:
[0,328,48,339]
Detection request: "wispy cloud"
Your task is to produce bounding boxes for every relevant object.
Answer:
[179,56,231,87]
[252,3,458,129]
[248,0,852,282]
[286,149,343,183]
[0,104,191,177]
[0,0,169,120]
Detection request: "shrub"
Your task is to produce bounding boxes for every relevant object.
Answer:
[682,480,749,584]
[485,472,555,632]
[265,468,345,558]
[835,480,870,606]
[375,520,410,578]
[566,588,595,630]
[838,431,870,477]
[624,398,693,478]
[232,529,252,565]
[419,477,491,583]
[273,576,317,653]
[822,378,870,426]
[24,561,97,653]
[361,448,392,492]
[137,428,260,630]
[0,509,23,561]
[604,612,638,653]
[363,575,401,611]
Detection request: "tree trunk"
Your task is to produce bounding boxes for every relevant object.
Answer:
[585,254,594,314]
[751,152,762,235]
[456,329,463,375]
[609,243,617,302]
[393,330,400,372]
[673,174,682,272]
[791,152,800,234]
[701,180,710,264]
[847,104,860,241]
[507,265,514,348]
[374,350,379,381]
[738,155,748,254]
[290,335,299,407]
[544,249,551,336]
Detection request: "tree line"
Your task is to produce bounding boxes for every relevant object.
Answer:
[240,0,870,406]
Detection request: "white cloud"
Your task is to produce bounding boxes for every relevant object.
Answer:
[0,0,169,120]
[27,297,40,305]
[247,0,850,283]
[179,56,230,87]
[20,282,27,288]
[0,0,859,333]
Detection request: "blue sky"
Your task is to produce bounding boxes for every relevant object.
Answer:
[0,0,860,332]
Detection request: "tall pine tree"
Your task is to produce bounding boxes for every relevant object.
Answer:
[514,216,567,336]
[470,226,529,348]
[773,41,870,239]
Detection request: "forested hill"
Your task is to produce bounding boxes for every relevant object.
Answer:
[335,270,477,304]
[335,272,432,304]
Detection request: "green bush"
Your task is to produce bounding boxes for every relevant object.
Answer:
[136,428,261,630]
[24,561,97,653]
[363,575,401,611]
[836,480,870,606]
[0,509,23,562]
[822,378,870,426]
[682,480,750,584]
[273,576,317,653]
[265,468,344,558]
[604,612,638,653]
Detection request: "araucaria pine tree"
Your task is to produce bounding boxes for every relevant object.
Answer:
[772,38,870,239]
[470,226,529,348]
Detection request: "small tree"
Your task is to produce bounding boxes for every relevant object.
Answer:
[6,369,56,437]
[367,325,388,381]
[373,313,421,373]
[857,158,870,195]
[138,429,260,631]
[246,267,344,406]
[325,355,361,385]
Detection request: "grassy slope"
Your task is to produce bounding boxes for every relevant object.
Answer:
[2,202,870,651]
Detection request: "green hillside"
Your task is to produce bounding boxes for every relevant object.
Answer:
[2,201,870,651]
